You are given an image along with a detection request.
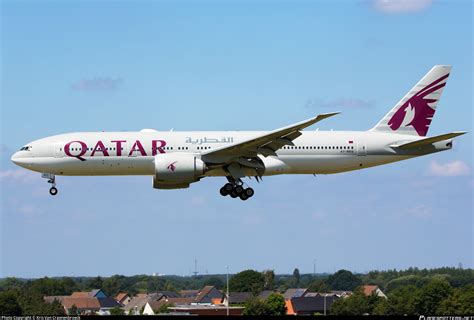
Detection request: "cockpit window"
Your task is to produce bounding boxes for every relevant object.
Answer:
[20,146,32,151]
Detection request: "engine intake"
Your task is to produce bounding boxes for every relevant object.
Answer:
[153,154,206,189]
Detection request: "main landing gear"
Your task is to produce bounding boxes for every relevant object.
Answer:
[42,173,58,196]
[219,179,254,201]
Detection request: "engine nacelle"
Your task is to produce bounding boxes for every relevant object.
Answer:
[258,155,289,175]
[153,153,206,189]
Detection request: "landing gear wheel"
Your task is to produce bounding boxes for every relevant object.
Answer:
[234,185,243,195]
[42,173,58,196]
[239,193,249,201]
[223,183,233,192]
[230,191,239,198]
[244,187,254,197]
[220,186,229,196]
[49,187,58,196]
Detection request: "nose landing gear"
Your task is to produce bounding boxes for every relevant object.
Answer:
[49,186,58,196]
[42,173,58,196]
[219,179,254,201]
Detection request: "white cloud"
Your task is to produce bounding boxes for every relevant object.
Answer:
[407,204,432,218]
[429,160,471,177]
[71,77,122,91]
[372,0,433,13]
[0,169,37,183]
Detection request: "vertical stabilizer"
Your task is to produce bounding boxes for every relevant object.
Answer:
[371,65,451,136]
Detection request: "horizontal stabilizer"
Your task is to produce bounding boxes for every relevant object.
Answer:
[393,131,467,150]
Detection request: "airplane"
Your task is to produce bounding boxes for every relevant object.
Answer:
[11,65,466,200]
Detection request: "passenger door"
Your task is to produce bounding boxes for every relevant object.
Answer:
[54,143,63,158]
[357,141,367,156]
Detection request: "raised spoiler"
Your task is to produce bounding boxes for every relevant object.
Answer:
[391,131,467,150]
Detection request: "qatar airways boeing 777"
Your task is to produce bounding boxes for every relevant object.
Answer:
[11,65,466,200]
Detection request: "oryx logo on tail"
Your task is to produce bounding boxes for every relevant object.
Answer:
[388,73,449,136]
[371,65,451,137]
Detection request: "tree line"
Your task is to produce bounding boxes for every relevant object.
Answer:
[0,267,472,315]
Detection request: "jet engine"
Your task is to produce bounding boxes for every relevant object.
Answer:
[153,153,206,189]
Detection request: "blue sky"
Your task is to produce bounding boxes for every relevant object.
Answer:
[1,0,472,278]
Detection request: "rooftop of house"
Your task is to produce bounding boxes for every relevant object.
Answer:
[305,292,340,298]
[331,290,352,296]
[114,292,129,302]
[71,292,90,298]
[290,296,338,313]
[97,297,121,308]
[70,289,104,298]
[124,293,161,311]
[195,286,220,302]
[62,297,101,310]
[180,290,199,298]
[362,285,379,296]
[171,305,245,310]
[224,292,253,304]
[156,291,181,298]
[148,297,195,311]
[257,290,276,300]
[283,288,308,300]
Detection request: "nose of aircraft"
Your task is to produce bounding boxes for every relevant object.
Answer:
[11,152,20,164]
[11,151,29,167]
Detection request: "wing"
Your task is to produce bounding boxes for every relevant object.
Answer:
[201,112,340,164]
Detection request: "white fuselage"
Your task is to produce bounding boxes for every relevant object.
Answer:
[11,130,451,177]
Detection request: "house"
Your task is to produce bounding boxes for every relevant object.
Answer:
[45,289,116,315]
[194,286,222,304]
[258,290,276,300]
[361,285,387,298]
[62,297,101,315]
[114,292,131,306]
[304,292,321,297]
[169,304,244,316]
[283,288,309,300]
[143,300,169,315]
[286,295,338,315]
[305,292,347,298]
[221,292,253,305]
[330,290,352,298]
[70,289,107,299]
[180,290,199,299]
[143,297,195,315]
[156,291,181,298]
[96,297,121,315]
[124,293,162,315]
